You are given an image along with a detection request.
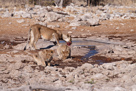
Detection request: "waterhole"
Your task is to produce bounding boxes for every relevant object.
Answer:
[1,38,132,69]
[56,39,132,68]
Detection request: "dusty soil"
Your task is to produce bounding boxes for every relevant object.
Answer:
[0,4,136,90]
[0,17,136,38]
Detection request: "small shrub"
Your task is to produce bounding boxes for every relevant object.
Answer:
[69,80,74,84]
[43,0,55,6]
[85,79,95,84]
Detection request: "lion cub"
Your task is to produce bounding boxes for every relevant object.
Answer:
[33,49,54,66]
[57,43,71,60]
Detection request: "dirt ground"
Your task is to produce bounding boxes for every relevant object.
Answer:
[0,17,136,39]
[0,9,136,90]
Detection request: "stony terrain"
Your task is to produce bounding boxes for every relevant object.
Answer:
[0,4,136,91]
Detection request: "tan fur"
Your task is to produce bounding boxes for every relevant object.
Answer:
[57,43,71,60]
[33,49,54,66]
[24,24,72,50]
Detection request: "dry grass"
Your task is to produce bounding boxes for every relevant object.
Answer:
[42,0,55,6]
[0,0,136,8]
[0,0,28,8]
[99,0,136,5]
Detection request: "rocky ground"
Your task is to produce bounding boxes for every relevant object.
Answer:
[0,4,136,91]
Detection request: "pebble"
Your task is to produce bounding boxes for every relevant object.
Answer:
[68,31,72,34]
[17,19,25,23]
[130,29,134,32]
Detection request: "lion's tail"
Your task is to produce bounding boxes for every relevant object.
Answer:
[24,28,31,50]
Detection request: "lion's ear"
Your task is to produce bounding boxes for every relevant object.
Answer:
[51,50,55,53]
[67,34,72,38]
[67,34,70,37]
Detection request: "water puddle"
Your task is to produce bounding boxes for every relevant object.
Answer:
[81,45,98,60]
[59,39,132,66]
[72,39,110,45]
[59,40,109,66]
[74,45,107,65]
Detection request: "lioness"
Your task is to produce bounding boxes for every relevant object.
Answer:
[33,49,54,66]
[24,24,72,50]
[57,43,71,60]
